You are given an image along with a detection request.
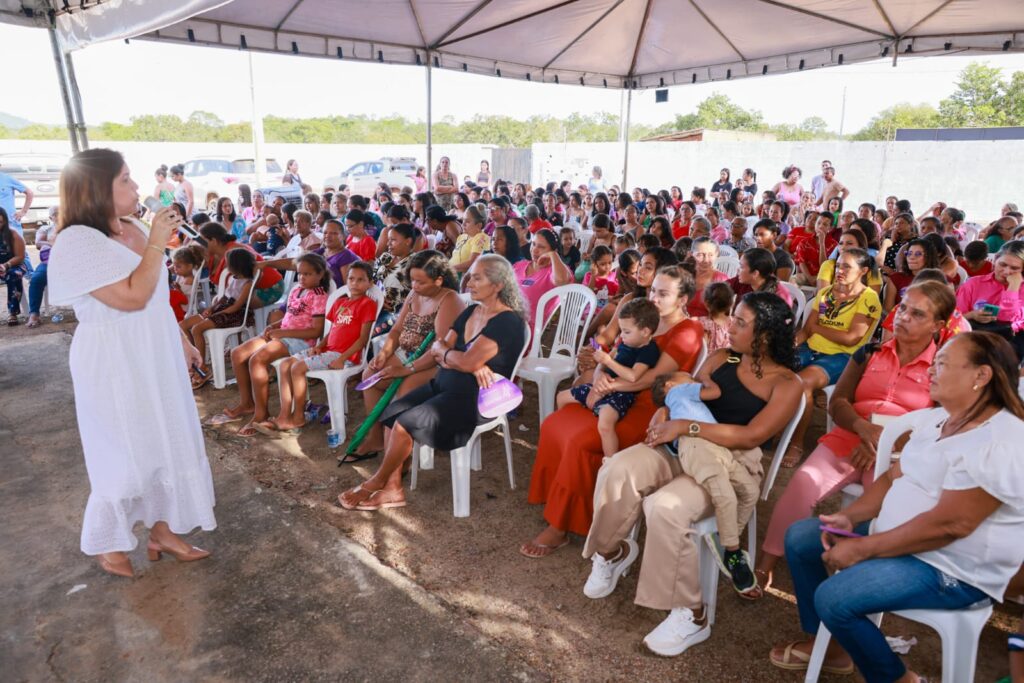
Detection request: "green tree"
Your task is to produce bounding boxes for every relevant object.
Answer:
[16,123,66,140]
[1002,70,1024,125]
[938,63,1007,127]
[0,124,9,139]
[852,103,940,140]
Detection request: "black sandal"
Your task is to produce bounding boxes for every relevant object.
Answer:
[337,451,379,466]
[7,314,19,326]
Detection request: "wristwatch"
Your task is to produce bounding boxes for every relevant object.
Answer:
[688,422,701,437]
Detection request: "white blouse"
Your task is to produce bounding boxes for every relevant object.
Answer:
[875,407,1024,600]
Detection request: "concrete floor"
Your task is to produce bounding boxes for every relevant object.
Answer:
[0,332,543,682]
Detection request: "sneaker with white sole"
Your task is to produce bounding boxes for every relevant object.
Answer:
[583,538,639,599]
[643,607,711,657]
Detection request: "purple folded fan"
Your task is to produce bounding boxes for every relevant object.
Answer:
[477,376,523,418]
[355,370,386,391]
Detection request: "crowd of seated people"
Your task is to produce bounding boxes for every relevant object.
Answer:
[16,155,1024,680]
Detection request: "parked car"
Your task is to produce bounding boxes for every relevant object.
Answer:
[323,157,418,196]
[0,153,67,226]
[181,157,283,211]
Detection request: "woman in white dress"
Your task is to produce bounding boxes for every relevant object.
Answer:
[48,149,216,578]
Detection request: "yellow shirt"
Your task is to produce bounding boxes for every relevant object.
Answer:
[808,285,882,355]
[450,231,489,268]
[816,259,884,289]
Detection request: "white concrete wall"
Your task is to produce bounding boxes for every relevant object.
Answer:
[2,138,1018,223]
[0,140,495,193]
[533,140,1023,224]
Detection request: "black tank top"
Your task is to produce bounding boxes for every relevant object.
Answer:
[702,352,767,425]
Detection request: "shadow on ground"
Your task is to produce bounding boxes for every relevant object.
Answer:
[1,326,1019,682]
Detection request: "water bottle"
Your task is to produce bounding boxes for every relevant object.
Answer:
[51,312,64,323]
[326,429,340,449]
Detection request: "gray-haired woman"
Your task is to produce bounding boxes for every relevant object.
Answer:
[338,254,528,511]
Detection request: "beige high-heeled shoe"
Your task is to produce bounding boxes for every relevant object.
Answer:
[98,553,134,578]
[147,540,210,562]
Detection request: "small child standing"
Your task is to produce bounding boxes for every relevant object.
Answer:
[556,298,661,459]
[179,248,256,389]
[695,282,734,354]
[265,262,377,433]
[651,371,759,596]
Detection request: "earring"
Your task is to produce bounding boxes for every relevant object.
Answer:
[972,384,979,391]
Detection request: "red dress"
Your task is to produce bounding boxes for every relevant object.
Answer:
[526,318,703,536]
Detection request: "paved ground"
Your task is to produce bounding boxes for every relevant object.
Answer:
[1,322,1020,682]
[0,332,543,682]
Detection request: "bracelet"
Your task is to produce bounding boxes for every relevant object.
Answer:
[146,244,164,256]
[443,349,453,365]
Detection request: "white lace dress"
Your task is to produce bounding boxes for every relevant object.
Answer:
[48,222,216,555]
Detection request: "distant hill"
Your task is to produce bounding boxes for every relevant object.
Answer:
[0,112,33,130]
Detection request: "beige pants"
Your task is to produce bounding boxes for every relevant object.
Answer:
[582,439,763,611]
[678,437,761,549]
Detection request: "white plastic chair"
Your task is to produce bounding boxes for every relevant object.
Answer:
[820,384,863,505]
[409,319,531,518]
[717,244,738,259]
[954,264,968,290]
[254,269,296,334]
[184,268,202,317]
[203,268,259,389]
[803,410,992,683]
[692,393,806,625]
[715,256,741,278]
[779,280,805,328]
[579,230,596,254]
[517,284,598,423]
[272,285,384,436]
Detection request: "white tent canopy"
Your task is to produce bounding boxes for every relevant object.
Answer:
[4,0,1023,88]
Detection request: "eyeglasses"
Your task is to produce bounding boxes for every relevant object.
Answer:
[906,250,926,258]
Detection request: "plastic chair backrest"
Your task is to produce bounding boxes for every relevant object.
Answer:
[779,280,806,328]
[954,265,968,290]
[285,234,303,256]
[185,268,202,316]
[715,256,740,277]
[693,339,708,374]
[529,284,598,359]
[579,230,596,253]
[761,393,807,500]
[718,244,738,259]
[873,409,925,478]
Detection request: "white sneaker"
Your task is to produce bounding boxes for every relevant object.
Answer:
[583,538,639,599]
[643,608,711,657]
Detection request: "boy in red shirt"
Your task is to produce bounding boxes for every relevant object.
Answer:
[959,240,994,277]
[267,262,377,432]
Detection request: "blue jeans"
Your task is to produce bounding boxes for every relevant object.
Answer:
[785,517,988,682]
[28,262,46,315]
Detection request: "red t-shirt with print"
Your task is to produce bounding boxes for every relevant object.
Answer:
[325,295,378,361]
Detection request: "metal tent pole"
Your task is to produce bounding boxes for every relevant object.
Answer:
[622,87,633,190]
[48,27,80,154]
[425,51,433,192]
[248,51,266,188]
[64,48,89,149]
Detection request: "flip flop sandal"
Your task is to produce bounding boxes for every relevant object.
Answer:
[207,413,245,426]
[337,451,379,466]
[781,445,804,468]
[252,421,284,438]
[26,316,40,328]
[7,315,19,326]
[518,537,570,559]
[337,485,379,510]
[237,422,260,438]
[191,374,212,390]
[769,642,854,675]
[354,489,407,511]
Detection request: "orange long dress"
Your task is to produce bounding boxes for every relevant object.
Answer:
[526,319,703,537]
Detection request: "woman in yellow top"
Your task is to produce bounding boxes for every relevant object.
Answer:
[783,248,881,467]
[450,205,489,275]
[815,227,883,294]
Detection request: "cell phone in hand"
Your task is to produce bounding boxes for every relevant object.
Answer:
[143,196,163,214]
[819,525,861,538]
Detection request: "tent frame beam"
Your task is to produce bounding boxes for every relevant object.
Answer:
[751,0,892,38]
[274,0,307,31]
[48,25,87,153]
[542,0,627,70]
[870,0,898,37]
[688,0,746,62]
[434,0,580,49]
[902,0,956,37]
[431,0,493,48]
